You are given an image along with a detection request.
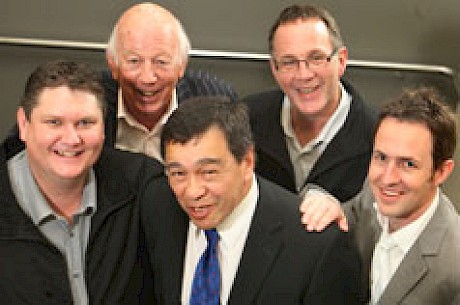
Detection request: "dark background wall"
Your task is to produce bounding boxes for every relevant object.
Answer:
[0,0,458,207]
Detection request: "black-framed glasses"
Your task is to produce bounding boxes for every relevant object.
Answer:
[273,48,339,73]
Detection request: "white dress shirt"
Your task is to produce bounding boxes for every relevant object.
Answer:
[371,189,440,304]
[181,175,259,305]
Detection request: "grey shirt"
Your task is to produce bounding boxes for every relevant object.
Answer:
[7,150,97,305]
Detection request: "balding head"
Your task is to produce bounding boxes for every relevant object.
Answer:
[106,3,190,66]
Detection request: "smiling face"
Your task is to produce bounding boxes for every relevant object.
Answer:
[108,7,187,129]
[18,86,105,187]
[164,126,254,229]
[270,18,347,121]
[369,118,452,231]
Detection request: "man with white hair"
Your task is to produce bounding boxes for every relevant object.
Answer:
[103,3,237,162]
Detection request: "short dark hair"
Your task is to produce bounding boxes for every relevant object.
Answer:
[161,96,253,163]
[376,87,457,171]
[268,4,344,54]
[21,60,106,120]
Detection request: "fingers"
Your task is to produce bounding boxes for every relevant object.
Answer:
[338,217,349,232]
[299,191,347,232]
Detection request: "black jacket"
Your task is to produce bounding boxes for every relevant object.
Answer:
[0,144,163,304]
[242,82,377,202]
[141,175,363,304]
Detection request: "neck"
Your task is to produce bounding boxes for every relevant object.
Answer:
[291,112,328,146]
[36,175,86,224]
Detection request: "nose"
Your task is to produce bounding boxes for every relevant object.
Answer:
[380,162,401,184]
[295,60,315,79]
[62,125,82,145]
[183,174,206,201]
[138,61,158,84]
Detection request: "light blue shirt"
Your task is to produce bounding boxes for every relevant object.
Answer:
[7,150,97,305]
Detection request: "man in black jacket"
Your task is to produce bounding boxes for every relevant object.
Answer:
[242,5,377,202]
[142,97,362,304]
[0,60,162,304]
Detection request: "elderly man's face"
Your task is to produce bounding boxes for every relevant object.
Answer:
[109,19,186,129]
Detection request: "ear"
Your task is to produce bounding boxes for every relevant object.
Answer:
[17,107,28,142]
[433,159,454,186]
[178,57,188,79]
[241,145,255,181]
[106,52,119,81]
[269,58,278,76]
[336,46,348,78]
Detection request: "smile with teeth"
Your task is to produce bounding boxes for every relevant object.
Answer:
[381,188,403,196]
[138,89,159,96]
[55,150,82,157]
[297,85,319,94]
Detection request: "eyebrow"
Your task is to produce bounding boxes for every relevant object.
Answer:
[165,158,223,169]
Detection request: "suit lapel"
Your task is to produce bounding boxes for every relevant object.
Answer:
[228,181,284,304]
[379,245,428,304]
[165,207,189,304]
[379,199,450,304]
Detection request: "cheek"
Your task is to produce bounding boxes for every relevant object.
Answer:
[117,70,138,85]
[273,73,291,90]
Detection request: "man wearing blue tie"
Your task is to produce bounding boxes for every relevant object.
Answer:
[141,96,363,304]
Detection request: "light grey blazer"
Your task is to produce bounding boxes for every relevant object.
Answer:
[345,181,460,305]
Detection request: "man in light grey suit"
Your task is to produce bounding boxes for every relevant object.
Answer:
[300,87,460,304]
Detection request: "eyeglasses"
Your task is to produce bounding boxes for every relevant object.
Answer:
[273,48,338,73]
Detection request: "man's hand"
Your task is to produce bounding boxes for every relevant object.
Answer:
[299,190,348,232]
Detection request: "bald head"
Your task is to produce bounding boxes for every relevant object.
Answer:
[107,3,190,66]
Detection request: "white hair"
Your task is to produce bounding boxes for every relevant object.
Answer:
[106,6,191,66]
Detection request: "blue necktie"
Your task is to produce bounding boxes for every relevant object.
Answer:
[190,229,220,305]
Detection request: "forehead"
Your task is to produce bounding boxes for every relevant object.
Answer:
[374,118,433,158]
[273,18,332,53]
[118,17,179,57]
[165,127,232,165]
[34,86,103,115]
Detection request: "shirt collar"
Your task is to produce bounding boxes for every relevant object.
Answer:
[281,83,351,151]
[8,150,97,226]
[190,175,258,252]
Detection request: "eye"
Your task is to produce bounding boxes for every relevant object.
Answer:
[123,57,141,69]
[154,58,172,69]
[308,53,327,65]
[279,58,297,68]
[372,151,386,163]
[45,118,61,126]
[402,160,417,169]
[77,118,96,128]
[199,167,220,180]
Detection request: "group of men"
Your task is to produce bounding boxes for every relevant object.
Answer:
[0,2,458,305]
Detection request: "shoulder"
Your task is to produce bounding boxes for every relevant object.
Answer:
[343,80,379,124]
[241,89,283,108]
[95,147,164,186]
[177,69,238,101]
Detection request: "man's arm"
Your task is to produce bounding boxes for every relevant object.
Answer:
[302,226,365,304]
